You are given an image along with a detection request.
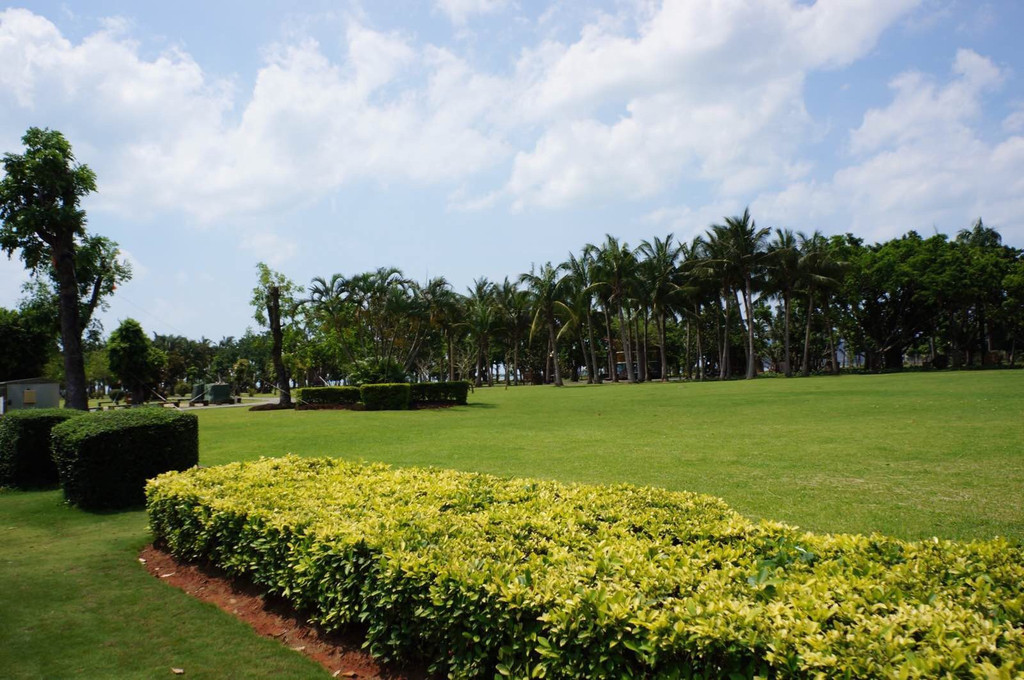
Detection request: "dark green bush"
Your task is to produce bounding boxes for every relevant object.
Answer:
[0,409,84,488]
[359,383,410,411]
[410,381,470,405]
[51,408,198,510]
[297,386,361,406]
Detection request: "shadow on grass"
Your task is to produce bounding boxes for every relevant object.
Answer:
[464,402,498,409]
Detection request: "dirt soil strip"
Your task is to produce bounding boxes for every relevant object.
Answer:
[140,545,427,680]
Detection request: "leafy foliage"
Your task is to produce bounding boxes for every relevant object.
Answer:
[410,380,470,405]
[52,408,198,510]
[295,386,361,406]
[107,318,166,404]
[0,408,84,488]
[359,383,411,410]
[149,457,1024,679]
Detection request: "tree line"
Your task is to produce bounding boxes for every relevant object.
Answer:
[249,211,1022,391]
[2,128,1021,405]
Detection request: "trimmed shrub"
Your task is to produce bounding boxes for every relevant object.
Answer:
[148,457,1024,679]
[296,386,361,407]
[0,409,84,488]
[410,381,470,405]
[52,408,198,510]
[359,383,410,411]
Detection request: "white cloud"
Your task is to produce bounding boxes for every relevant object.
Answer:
[500,0,919,209]
[0,10,511,223]
[752,51,1024,243]
[435,0,510,26]
[850,48,1003,155]
[239,230,299,267]
[1003,105,1024,133]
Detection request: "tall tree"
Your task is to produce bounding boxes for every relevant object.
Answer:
[466,278,495,387]
[709,208,770,380]
[0,128,98,409]
[561,251,601,383]
[767,228,801,377]
[520,263,571,387]
[589,236,639,383]
[638,234,682,382]
[107,318,166,405]
[252,263,301,406]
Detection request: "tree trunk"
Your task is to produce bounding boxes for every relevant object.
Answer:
[513,335,520,386]
[684,317,691,381]
[617,304,635,382]
[586,310,599,384]
[824,300,839,375]
[801,289,814,377]
[743,276,756,380]
[695,306,705,382]
[783,291,793,377]
[447,332,455,381]
[636,311,647,382]
[578,338,589,383]
[659,311,669,382]
[604,307,617,382]
[54,240,89,410]
[268,286,291,407]
[548,317,563,387]
[719,294,731,379]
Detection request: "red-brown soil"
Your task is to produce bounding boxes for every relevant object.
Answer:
[140,545,427,680]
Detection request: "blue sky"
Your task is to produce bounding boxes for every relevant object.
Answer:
[1,1,1023,340]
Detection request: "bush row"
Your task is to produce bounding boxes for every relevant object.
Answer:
[0,409,85,488]
[0,407,198,509]
[147,456,1024,679]
[296,386,361,406]
[409,381,470,405]
[359,383,410,410]
[54,408,198,510]
[296,381,470,410]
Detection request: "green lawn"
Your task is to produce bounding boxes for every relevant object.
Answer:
[201,371,1024,541]
[2,370,1022,678]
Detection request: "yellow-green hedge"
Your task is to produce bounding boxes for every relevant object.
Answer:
[146,457,1024,679]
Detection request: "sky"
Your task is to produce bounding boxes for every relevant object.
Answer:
[1,0,1023,340]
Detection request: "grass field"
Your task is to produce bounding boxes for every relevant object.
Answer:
[202,371,1024,541]
[1,370,1021,678]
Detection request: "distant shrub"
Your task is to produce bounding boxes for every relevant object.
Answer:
[173,381,190,398]
[410,381,470,405]
[297,386,361,407]
[0,409,84,488]
[347,358,407,386]
[51,408,198,510]
[359,383,410,411]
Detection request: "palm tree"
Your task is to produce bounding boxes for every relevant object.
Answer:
[561,251,601,383]
[707,208,770,379]
[494,277,529,385]
[520,263,571,387]
[798,231,844,376]
[588,235,639,383]
[637,234,682,382]
[466,278,496,386]
[420,276,462,381]
[767,228,801,377]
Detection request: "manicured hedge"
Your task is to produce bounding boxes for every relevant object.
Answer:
[53,408,198,510]
[0,409,84,488]
[359,383,410,410]
[296,386,361,406]
[410,381,470,405]
[147,457,1024,679]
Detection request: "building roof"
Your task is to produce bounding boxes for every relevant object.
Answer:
[0,377,60,386]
